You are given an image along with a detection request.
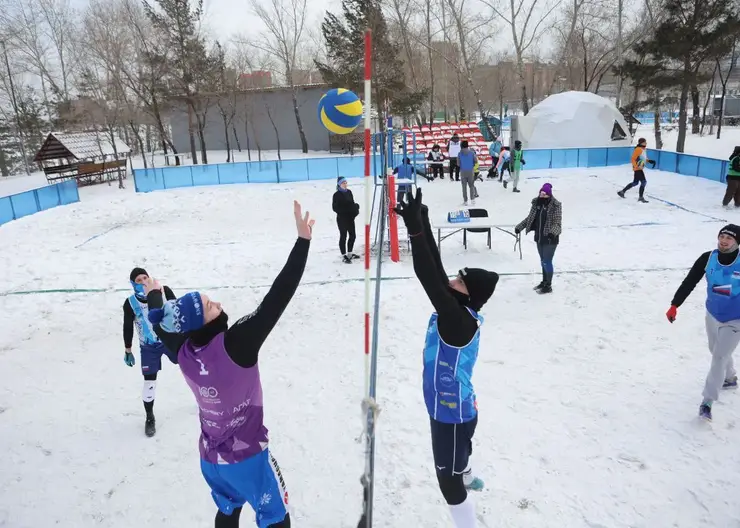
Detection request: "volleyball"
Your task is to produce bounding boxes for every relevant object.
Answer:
[317,88,363,135]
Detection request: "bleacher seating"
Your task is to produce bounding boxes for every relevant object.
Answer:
[401,122,494,168]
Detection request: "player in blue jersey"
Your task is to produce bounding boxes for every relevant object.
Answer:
[666,225,740,421]
[122,267,177,436]
[395,189,499,528]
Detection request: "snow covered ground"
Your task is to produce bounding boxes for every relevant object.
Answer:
[1,163,739,528]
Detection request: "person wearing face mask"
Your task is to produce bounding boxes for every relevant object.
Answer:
[395,188,499,528]
[515,183,562,294]
[427,143,446,180]
[666,224,740,422]
[143,201,314,528]
[122,268,177,437]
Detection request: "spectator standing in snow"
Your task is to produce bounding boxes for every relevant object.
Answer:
[722,146,740,208]
[496,146,512,183]
[458,140,478,206]
[515,183,562,294]
[447,133,462,182]
[503,140,525,193]
[393,157,427,203]
[333,177,360,264]
[487,136,502,179]
[427,144,446,180]
[666,224,740,422]
[617,137,656,203]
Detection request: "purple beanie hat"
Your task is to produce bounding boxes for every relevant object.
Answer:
[540,183,553,196]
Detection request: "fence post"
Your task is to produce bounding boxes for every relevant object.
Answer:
[216,164,221,185]
[276,161,280,184]
[33,189,41,213]
[306,159,311,181]
[9,196,16,220]
[55,183,61,205]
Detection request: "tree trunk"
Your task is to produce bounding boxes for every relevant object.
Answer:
[676,80,689,153]
[290,85,308,153]
[232,124,241,152]
[187,101,199,164]
[717,82,727,139]
[700,72,716,135]
[690,85,700,134]
[222,114,231,162]
[652,94,663,150]
[130,120,147,169]
[516,58,529,115]
[265,104,281,161]
[244,108,252,161]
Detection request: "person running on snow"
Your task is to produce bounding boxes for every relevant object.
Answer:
[122,267,177,437]
[486,136,502,180]
[617,137,656,203]
[503,140,525,193]
[395,188,499,528]
[666,224,740,421]
[144,201,314,528]
[495,146,512,183]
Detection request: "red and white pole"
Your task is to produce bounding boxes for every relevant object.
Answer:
[363,29,372,398]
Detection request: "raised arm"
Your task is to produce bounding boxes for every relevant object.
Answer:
[223,201,314,368]
[146,289,187,354]
[123,300,135,350]
[420,206,450,286]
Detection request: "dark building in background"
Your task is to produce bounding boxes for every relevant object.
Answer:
[238,71,272,90]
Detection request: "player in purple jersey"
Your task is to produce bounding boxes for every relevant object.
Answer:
[143,201,314,528]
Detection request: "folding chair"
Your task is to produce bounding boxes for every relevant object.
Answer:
[462,208,491,250]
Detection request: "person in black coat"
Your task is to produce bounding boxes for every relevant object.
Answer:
[332,177,360,263]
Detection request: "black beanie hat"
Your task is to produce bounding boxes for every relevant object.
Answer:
[718,224,740,244]
[130,267,148,282]
[459,267,499,311]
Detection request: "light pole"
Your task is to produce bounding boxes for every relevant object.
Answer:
[1,39,30,175]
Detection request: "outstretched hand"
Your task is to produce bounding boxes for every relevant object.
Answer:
[142,276,162,296]
[294,200,315,240]
[394,188,424,235]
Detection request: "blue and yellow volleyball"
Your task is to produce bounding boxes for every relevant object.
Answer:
[318,88,363,134]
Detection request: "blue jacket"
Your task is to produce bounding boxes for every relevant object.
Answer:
[422,308,481,423]
[489,141,502,157]
[458,149,477,171]
[705,249,740,322]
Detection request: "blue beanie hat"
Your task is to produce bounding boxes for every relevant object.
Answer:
[337,177,348,191]
[148,292,205,333]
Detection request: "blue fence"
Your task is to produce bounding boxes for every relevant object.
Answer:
[0,179,80,226]
[132,146,732,192]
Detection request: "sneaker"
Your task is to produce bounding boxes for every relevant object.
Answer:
[503,181,508,189]
[349,253,361,260]
[513,188,521,193]
[537,284,553,294]
[463,471,485,491]
[617,191,625,198]
[462,201,468,207]
[723,376,738,389]
[638,196,649,203]
[342,255,353,264]
[699,403,712,421]
[471,200,476,206]
[145,416,156,437]
[533,281,545,291]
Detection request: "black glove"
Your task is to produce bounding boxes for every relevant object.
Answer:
[521,159,526,165]
[514,226,522,235]
[394,188,424,235]
[648,159,656,168]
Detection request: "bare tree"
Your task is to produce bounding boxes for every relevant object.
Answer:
[715,37,737,140]
[482,0,561,114]
[247,0,309,152]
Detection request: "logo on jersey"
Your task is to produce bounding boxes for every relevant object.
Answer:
[713,284,732,296]
[196,358,209,376]
[439,372,455,387]
[199,386,218,398]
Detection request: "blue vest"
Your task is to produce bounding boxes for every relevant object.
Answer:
[458,150,476,171]
[422,308,482,423]
[128,295,161,346]
[705,250,740,323]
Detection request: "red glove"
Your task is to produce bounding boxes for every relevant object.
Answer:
[666,305,678,323]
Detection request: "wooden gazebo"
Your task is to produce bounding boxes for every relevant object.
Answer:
[34,131,131,186]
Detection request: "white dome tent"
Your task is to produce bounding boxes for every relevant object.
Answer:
[512,91,632,149]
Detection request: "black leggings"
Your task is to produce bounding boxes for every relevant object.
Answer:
[215,509,290,528]
[337,216,356,255]
[622,170,647,197]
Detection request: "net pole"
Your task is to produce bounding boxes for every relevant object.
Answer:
[363,29,372,413]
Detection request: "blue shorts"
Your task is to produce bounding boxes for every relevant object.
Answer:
[140,343,178,375]
[200,449,289,527]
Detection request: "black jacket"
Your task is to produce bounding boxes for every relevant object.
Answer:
[333,189,359,218]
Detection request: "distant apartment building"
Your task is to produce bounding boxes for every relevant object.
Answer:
[238,71,272,89]
[290,69,323,85]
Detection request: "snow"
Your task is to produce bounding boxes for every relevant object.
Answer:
[1,158,739,527]
[634,124,740,160]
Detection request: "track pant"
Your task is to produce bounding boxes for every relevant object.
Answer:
[722,178,740,207]
[460,171,476,203]
[621,170,646,198]
[536,241,558,285]
[702,313,740,404]
[337,215,356,255]
[430,164,443,179]
[449,158,460,181]
[508,167,521,189]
